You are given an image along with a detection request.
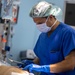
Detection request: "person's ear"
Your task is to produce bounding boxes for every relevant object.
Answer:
[48,15,53,22]
[49,15,53,19]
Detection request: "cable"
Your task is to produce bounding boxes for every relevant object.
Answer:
[7,57,24,65]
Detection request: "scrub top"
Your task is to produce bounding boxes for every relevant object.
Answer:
[34,22,75,75]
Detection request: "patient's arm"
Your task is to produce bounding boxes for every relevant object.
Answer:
[0,65,29,75]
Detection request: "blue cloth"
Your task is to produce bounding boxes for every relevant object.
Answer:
[34,22,75,75]
[23,64,50,73]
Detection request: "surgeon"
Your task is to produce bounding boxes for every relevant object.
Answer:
[20,1,75,75]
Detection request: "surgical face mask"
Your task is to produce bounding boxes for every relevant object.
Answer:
[36,17,57,33]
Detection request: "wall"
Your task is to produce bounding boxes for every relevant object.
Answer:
[10,0,64,61]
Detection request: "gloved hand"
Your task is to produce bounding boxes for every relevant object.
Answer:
[17,60,34,68]
[23,64,50,73]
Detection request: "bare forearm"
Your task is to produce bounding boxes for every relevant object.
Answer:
[50,57,74,73]
[33,57,39,64]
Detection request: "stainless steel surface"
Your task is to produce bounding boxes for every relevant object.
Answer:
[8,58,24,64]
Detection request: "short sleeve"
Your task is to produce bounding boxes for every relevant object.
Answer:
[33,33,42,58]
[63,30,75,57]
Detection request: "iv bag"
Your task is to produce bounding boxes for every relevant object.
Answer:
[1,0,13,19]
[13,0,20,5]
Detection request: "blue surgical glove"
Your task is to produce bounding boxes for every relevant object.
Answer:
[23,64,50,73]
[17,60,34,68]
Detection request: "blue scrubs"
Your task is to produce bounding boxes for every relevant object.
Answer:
[34,22,75,75]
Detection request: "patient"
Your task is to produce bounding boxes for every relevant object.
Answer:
[0,65,29,75]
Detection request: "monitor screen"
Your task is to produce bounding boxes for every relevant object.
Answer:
[64,3,75,26]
